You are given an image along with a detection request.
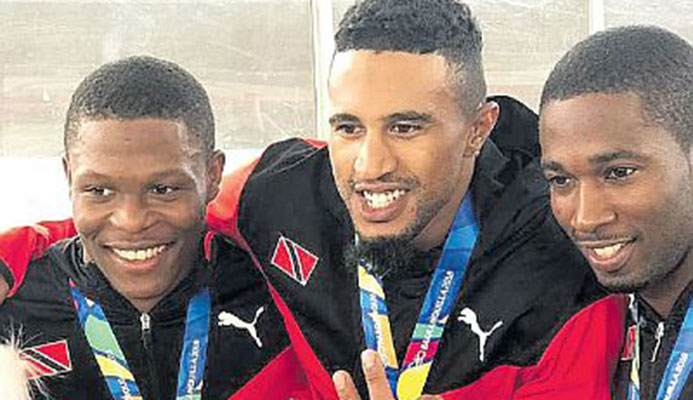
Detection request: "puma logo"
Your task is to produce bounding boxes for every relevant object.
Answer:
[457,308,503,362]
[218,307,265,348]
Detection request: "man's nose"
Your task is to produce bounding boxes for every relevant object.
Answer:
[110,195,153,233]
[570,183,616,233]
[353,132,397,180]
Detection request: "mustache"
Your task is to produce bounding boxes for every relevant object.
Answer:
[348,173,419,189]
[568,229,636,243]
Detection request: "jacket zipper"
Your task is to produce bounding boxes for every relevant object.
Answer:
[644,321,665,400]
[140,312,161,400]
[650,321,665,363]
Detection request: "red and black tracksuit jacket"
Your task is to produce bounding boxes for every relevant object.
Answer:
[0,234,312,399]
[612,284,693,400]
[0,96,627,399]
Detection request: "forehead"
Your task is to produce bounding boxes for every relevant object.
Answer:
[540,93,679,166]
[328,50,461,117]
[69,118,202,175]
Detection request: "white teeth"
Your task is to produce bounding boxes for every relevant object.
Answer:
[363,189,406,209]
[592,243,625,259]
[113,245,166,261]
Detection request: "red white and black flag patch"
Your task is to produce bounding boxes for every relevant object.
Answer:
[21,339,72,380]
[271,234,319,286]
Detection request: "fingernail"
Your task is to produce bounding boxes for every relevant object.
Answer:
[333,371,347,391]
[362,350,377,370]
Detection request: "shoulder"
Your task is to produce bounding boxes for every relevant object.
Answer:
[250,137,328,180]
[209,236,269,300]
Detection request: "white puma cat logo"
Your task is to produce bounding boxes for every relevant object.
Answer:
[457,308,503,362]
[218,307,265,348]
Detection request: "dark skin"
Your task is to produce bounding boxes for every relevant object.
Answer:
[540,92,693,318]
[0,51,496,397]
[0,118,224,313]
[0,280,7,304]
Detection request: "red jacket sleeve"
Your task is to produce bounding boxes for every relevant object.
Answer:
[0,220,77,296]
[439,295,626,400]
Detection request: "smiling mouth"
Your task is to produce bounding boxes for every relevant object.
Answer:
[579,238,636,272]
[361,189,407,209]
[111,245,168,262]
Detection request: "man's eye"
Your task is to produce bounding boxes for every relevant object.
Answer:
[605,166,637,181]
[390,123,421,135]
[333,123,363,137]
[84,187,113,197]
[151,184,178,196]
[546,175,573,188]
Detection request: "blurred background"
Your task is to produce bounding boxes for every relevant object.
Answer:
[1,0,692,229]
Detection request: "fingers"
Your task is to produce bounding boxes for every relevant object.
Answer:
[335,351,441,400]
[361,349,395,400]
[0,277,8,305]
[333,370,362,400]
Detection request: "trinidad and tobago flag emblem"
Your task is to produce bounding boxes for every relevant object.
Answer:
[21,339,72,379]
[271,234,319,286]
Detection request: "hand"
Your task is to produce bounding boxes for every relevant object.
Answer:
[332,349,442,400]
[0,277,8,305]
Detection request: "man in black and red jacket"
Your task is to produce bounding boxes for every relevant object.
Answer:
[0,1,619,399]
[539,26,693,400]
[0,56,313,400]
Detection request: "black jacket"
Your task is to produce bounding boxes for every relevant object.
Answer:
[217,96,605,396]
[0,235,296,400]
[614,284,693,400]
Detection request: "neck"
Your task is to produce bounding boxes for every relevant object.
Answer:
[640,251,693,318]
[130,298,160,313]
[412,162,474,251]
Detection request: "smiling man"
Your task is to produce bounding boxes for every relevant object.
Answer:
[324,1,602,398]
[0,56,310,400]
[0,1,604,399]
[539,26,693,400]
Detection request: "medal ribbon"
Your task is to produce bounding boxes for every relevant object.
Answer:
[628,295,693,400]
[70,281,212,400]
[358,194,478,400]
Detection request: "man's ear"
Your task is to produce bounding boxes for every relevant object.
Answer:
[464,101,499,157]
[206,150,226,203]
[62,155,73,198]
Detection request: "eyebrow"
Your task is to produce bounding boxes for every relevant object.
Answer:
[540,160,564,173]
[541,150,647,173]
[328,113,360,125]
[76,169,193,182]
[588,150,647,165]
[383,111,434,126]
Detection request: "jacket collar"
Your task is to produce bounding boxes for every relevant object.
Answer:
[636,280,693,327]
[50,236,212,323]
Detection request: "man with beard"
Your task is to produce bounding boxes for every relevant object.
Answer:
[540,26,693,400]
[0,1,605,399]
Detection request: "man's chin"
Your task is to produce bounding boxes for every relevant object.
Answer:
[597,274,648,294]
[346,234,418,277]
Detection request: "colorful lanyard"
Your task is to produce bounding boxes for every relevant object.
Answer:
[70,282,212,400]
[628,295,693,400]
[358,194,478,400]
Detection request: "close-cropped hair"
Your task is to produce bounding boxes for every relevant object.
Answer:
[64,55,215,156]
[540,25,693,150]
[334,0,486,115]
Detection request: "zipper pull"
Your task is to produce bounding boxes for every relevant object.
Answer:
[140,312,152,351]
[650,321,665,363]
[140,312,151,332]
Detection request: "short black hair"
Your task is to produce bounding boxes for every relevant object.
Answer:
[64,55,215,156]
[541,25,693,150]
[334,0,485,115]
